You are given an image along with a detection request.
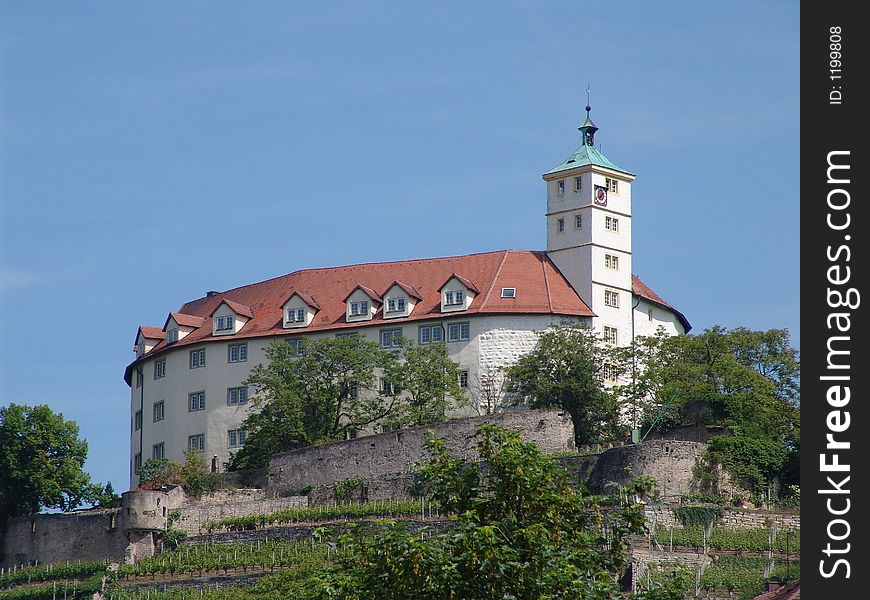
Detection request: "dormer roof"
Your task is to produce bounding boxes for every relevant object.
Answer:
[384,280,423,300]
[210,298,254,319]
[163,312,206,330]
[343,284,383,304]
[438,273,480,294]
[283,291,321,311]
[137,325,165,341]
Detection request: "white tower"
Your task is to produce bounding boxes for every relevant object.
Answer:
[544,99,636,346]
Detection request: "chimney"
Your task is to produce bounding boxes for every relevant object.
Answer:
[206,291,219,297]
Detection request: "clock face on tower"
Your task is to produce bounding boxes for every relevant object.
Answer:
[594,185,608,206]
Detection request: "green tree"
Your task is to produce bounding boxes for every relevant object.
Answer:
[505,325,623,446]
[318,424,680,600]
[0,404,96,518]
[135,448,221,496]
[620,326,800,495]
[229,337,397,469]
[384,341,468,426]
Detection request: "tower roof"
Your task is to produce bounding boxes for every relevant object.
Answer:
[544,142,634,177]
[544,95,634,177]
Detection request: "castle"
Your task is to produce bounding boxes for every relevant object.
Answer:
[123,104,690,487]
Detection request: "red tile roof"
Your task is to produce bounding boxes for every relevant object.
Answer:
[163,312,206,330]
[212,298,255,319]
[285,291,320,311]
[632,274,692,332]
[438,272,481,294]
[385,280,423,300]
[137,326,165,341]
[343,284,383,303]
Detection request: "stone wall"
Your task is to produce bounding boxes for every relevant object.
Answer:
[2,508,128,568]
[643,507,801,531]
[582,440,708,498]
[174,495,308,536]
[267,409,575,498]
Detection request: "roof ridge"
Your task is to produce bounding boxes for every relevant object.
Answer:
[480,250,510,309]
[541,255,553,312]
[195,249,527,301]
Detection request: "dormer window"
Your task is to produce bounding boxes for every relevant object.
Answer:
[350,301,369,316]
[444,290,464,306]
[282,291,319,329]
[386,297,406,313]
[137,342,145,356]
[166,329,178,344]
[215,315,235,331]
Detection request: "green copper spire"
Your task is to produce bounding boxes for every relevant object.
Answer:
[544,91,633,177]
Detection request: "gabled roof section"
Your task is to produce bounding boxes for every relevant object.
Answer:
[211,298,254,319]
[384,280,423,300]
[283,291,321,311]
[163,312,206,330]
[544,143,634,177]
[632,274,692,333]
[137,326,165,341]
[438,273,480,294]
[343,284,382,303]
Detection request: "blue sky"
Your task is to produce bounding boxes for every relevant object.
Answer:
[0,2,798,494]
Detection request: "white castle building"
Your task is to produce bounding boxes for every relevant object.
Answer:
[123,105,690,487]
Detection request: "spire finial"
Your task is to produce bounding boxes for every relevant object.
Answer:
[578,86,598,146]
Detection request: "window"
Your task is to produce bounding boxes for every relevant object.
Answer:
[216,315,235,331]
[605,254,619,270]
[152,442,165,460]
[166,329,178,344]
[648,308,654,322]
[574,177,582,191]
[501,288,516,298]
[348,381,359,399]
[557,218,565,232]
[448,322,470,342]
[228,342,248,363]
[603,326,618,345]
[153,401,165,422]
[419,325,444,345]
[605,216,619,232]
[382,424,393,434]
[444,290,464,306]
[134,452,142,472]
[135,371,143,388]
[558,180,565,194]
[602,364,619,382]
[604,290,620,308]
[189,391,205,412]
[606,177,619,193]
[189,349,206,369]
[134,410,142,431]
[137,342,145,356]
[285,338,305,356]
[380,328,402,348]
[386,297,406,313]
[186,433,204,453]
[227,386,248,406]
[154,359,166,379]
[381,378,400,395]
[350,301,369,316]
[335,331,359,338]
[287,307,306,323]
[228,429,247,448]
[347,429,358,440]
[459,370,468,388]
[575,214,582,229]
